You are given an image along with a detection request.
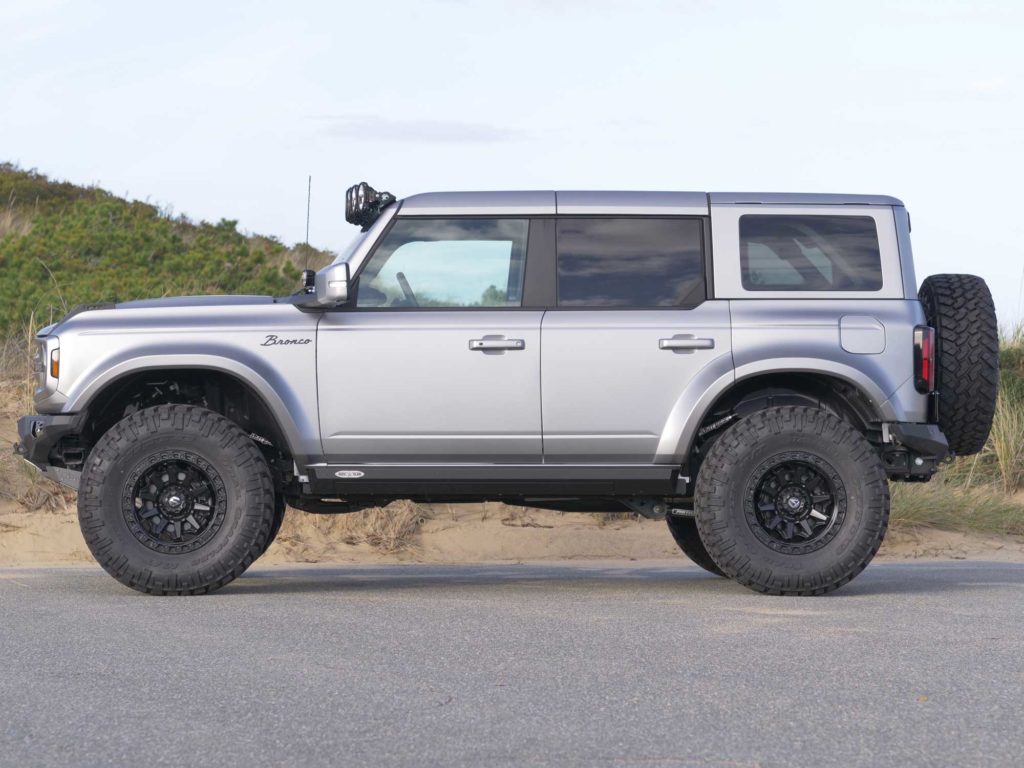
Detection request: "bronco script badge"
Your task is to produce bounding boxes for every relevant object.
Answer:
[261,334,312,346]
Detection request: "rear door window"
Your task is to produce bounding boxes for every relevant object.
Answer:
[739,215,882,291]
[556,218,705,307]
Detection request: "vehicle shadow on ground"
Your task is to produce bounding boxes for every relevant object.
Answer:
[220,560,1024,598]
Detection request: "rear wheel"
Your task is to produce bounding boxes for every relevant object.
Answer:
[665,514,725,576]
[78,404,276,595]
[695,406,889,596]
[918,273,999,456]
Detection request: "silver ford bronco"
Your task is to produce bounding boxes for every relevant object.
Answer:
[14,184,1000,595]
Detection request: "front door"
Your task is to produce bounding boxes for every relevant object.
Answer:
[317,217,543,463]
[541,216,732,464]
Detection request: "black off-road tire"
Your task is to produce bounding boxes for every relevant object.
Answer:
[665,514,725,576]
[694,406,890,596]
[78,405,276,595]
[258,493,286,558]
[918,274,999,456]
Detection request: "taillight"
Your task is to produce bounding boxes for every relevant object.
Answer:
[913,326,936,393]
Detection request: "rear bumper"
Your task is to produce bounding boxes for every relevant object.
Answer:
[883,422,949,482]
[13,413,84,489]
[889,422,948,459]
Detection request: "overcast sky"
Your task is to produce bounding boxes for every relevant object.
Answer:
[2,0,1022,322]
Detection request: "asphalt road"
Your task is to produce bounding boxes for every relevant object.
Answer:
[1,561,1022,768]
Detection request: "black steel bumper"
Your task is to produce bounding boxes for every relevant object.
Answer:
[883,422,950,481]
[13,413,84,468]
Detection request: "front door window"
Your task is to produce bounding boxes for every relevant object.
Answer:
[356,218,529,308]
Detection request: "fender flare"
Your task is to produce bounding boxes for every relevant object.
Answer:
[63,352,317,461]
[656,357,898,463]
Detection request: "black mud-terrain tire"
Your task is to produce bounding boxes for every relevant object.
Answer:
[695,406,890,596]
[258,493,286,558]
[918,274,999,456]
[665,514,725,576]
[78,405,276,595]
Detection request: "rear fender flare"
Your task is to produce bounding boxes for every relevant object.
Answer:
[657,357,897,462]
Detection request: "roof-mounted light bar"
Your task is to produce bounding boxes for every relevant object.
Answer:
[345,182,396,230]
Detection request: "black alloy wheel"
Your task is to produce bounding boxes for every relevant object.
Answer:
[747,456,844,554]
[127,458,224,553]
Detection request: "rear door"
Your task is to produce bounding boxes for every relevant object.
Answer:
[317,217,544,463]
[540,216,732,464]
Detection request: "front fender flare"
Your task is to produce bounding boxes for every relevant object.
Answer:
[63,351,318,461]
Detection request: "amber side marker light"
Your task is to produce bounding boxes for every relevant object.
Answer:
[50,349,60,379]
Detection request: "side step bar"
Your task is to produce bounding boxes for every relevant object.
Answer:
[302,463,686,498]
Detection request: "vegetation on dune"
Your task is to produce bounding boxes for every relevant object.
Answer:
[0,163,331,332]
[890,324,1024,534]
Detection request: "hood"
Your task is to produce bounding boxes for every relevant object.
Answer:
[115,295,276,309]
[45,295,281,335]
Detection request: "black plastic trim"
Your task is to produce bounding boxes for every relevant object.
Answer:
[702,208,715,300]
[305,464,678,498]
[14,413,85,467]
[523,219,556,308]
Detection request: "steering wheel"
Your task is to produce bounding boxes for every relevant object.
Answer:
[395,271,419,307]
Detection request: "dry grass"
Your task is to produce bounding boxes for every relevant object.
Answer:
[989,395,1024,493]
[890,483,1024,536]
[0,321,75,512]
[275,501,429,555]
[0,207,32,239]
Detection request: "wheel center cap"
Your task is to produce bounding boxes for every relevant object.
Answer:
[158,486,190,519]
[776,485,810,519]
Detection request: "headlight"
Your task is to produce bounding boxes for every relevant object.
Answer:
[31,340,45,375]
[32,336,59,401]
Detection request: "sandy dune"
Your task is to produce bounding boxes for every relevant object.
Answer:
[3,499,1024,568]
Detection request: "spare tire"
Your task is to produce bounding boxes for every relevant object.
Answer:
[918,274,999,456]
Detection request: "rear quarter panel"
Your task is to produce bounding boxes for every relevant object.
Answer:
[729,300,929,423]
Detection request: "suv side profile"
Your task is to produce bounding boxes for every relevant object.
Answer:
[15,184,1000,595]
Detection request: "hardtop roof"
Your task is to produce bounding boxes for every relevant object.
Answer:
[397,190,903,216]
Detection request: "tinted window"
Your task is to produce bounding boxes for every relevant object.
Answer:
[356,219,528,308]
[556,218,704,307]
[740,215,882,291]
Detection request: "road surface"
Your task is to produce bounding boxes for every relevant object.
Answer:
[1,561,1022,767]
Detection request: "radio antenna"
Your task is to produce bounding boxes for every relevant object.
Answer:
[303,175,312,272]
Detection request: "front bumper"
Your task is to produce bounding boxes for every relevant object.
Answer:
[13,413,85,489]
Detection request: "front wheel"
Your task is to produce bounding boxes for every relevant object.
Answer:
[78,405,277,595]
[695,406,889,596]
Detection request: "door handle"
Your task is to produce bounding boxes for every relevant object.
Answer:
[659,337,715,351]
[469,338,526,351]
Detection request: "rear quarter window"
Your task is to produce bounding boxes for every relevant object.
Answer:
[739,215,882,291]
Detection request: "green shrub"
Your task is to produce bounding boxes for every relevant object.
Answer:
[0,163,331,332]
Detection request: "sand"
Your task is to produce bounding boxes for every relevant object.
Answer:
[3,499,1024,568]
